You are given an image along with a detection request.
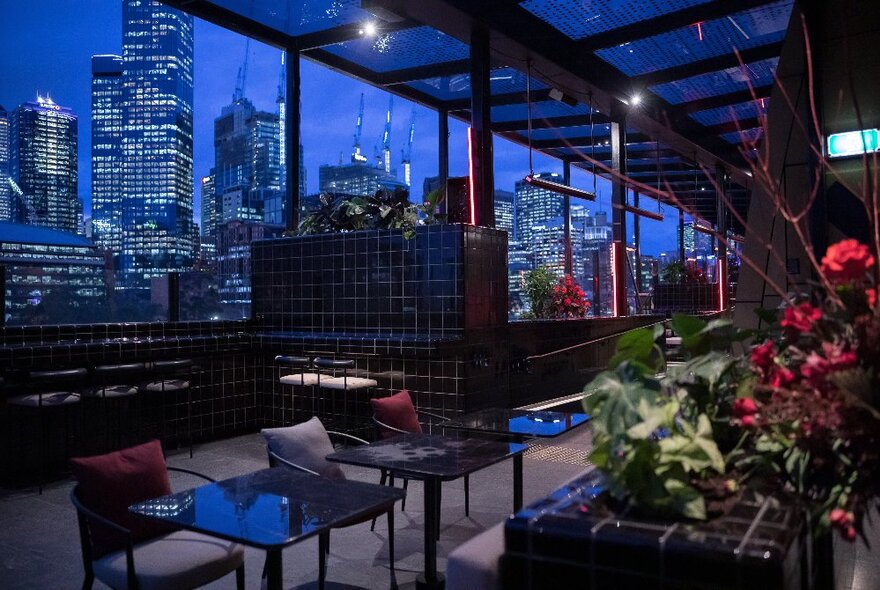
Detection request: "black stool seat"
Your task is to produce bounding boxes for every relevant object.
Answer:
[83,384,138,399]
[275,355,310,366]
[314,358,355,370]
[8,392,81,407]
[142,379,189,393]
[30,368,89,381]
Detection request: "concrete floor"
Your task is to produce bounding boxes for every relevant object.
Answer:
[0,428,592,590]
[0,426,875,590]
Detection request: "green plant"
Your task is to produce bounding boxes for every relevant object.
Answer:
[523,266,556,318]
[293,187,443,239]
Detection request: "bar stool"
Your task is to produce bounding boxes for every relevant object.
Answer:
[315,358,378,432]
[82,363,144,453]
[7,367,87,493]
[275,355,321,424]
[140,359,193,458]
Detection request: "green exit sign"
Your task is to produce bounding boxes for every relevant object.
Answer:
[827,129,880,158]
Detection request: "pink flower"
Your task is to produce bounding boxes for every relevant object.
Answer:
[821,239,874,285]
[770,367,796,388]
[741,415,756,428]
[733,398,758,418]
[780,303,822,334]
[866,287,877,308]
[751,341,776,370]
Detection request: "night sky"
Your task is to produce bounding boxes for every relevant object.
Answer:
[0,0,680,253]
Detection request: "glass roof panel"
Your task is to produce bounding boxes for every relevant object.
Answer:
[525,124,611,141]
[518,0,712,41]
[492,100,591,122]
[323,26,469,72]
[650,57,779,104]
[721,127,764,144]
[690,99,768,126]
[406,67,547,101]
[207,0,370,36]
[595,1,792,76]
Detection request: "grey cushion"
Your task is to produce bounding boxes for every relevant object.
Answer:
[93,529,243,590]
[83,384,138,399]
[447,522,505,590]
[319,377,378,391]
[143,379,189,393]
[261,416,345,480]
[7,392,81,407]
[279,372,321,386]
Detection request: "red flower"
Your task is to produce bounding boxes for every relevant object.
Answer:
[740,415,756,428]
[866,287,877,308]
[733,398,758,418]
[750,341,776,370]
[780,302,822,334]
[821,239,874,285]
[769,367,796,388]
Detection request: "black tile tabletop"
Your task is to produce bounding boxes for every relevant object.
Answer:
[129,467,405,550]
[441,408,590,439]
[326,433,527,480]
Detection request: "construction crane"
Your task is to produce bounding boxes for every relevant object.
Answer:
[351,93,367,164]
[232,38,250,103]
[401,107,416,187]
[378,95,393,173]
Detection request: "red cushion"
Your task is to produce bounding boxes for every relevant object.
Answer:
[69,440,175,557]
[371,390,422,439]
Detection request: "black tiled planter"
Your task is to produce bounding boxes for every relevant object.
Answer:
[503,470,810,590]
[654,284,720,314]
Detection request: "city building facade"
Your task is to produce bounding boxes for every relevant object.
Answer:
[118,0,195,291]
[0,106,9,221]
[8,96,78,233]
[90,54,124,263]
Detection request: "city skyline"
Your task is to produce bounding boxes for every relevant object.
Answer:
[0,0,683,256]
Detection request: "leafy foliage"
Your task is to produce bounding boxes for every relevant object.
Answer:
[523,266,556,319]
[294,187,440,239]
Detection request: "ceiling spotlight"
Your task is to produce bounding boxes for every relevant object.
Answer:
[361,21,378,36]
[630,94,642,106]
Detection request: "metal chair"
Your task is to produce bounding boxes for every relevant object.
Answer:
[140,360,194,457]
[71,466,245,590]
[262,420,397,590]
[275,355,321,424]
[372,405,467,537]
[315,358,378,432]
[7,367,87,493]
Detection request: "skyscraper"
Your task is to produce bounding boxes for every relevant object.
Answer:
[211,98,281,228]
[0,106,9,221]
[90,54,124,262]
[514,172,564,246]
[494,189,514,236]
[318,162,406,196]
[118,0,195,290]
[9,95,78,232]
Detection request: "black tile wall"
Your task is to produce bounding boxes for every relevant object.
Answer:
[251,225,507,338]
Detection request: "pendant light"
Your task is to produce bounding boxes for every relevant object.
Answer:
[522,60,595,201]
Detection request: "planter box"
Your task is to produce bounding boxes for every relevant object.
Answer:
[502,470,809,590]
[654,283,720,313]
[250,224,507,337]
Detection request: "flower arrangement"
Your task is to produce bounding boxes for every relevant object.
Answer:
[584,238,880,541]
[551,274,590,318]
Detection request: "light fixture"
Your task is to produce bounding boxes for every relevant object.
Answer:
[360,21,378,36]
[612,202,664,221]
[630,93,642,106]
[521,61,596,202]
[525,174,596,201]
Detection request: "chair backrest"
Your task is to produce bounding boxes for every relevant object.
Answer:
[275,355,310,368]
[371,389,422,439]
[261,416,345,479]
[68,439,175,557]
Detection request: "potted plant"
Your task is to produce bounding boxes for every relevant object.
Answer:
[523,268,590,319]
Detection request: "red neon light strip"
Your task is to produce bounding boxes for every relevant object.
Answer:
[717,258,726,311]
[467,127,477,226]
[696,22,703,41]
[610,243,619,317]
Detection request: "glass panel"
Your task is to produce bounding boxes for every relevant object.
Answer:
[492,100,591,122]
[720,127,764,144]
[207,0,370,36]
[406,67,547,101]
[649,57,779,104]
[323,26,469,72]
[519,0,712,41]
[690,99,768,126]
[595,0,793,76]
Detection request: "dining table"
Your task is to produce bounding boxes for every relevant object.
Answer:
[440,407,590,443]
[129,467,405,590]
[327,432,527,590]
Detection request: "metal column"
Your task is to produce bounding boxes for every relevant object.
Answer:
[469,27,494,228]
[438,107,449,190]
[716,168,730,310]
[562,160,572,275]
[285,47,301,232]
[610,101,628,316]
[678,208,686,263]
